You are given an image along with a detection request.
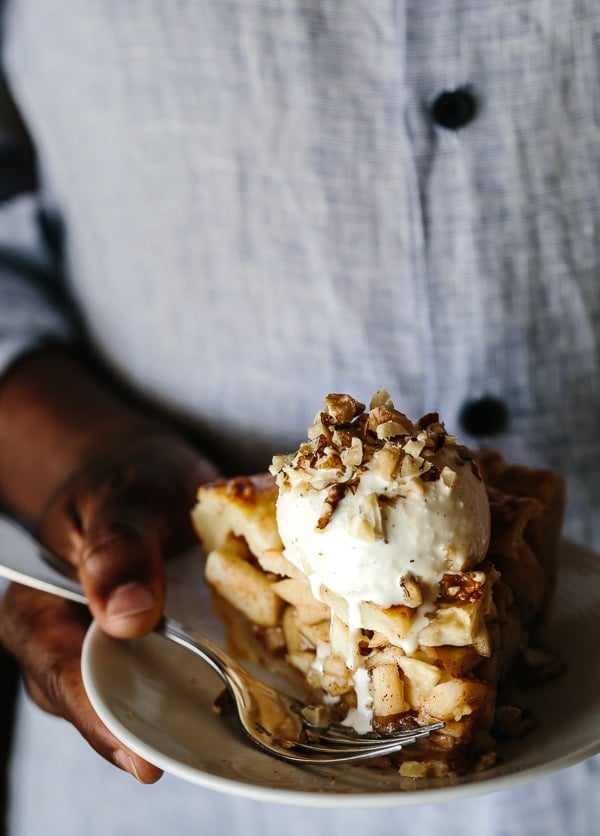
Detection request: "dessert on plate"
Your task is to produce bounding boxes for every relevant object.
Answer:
[192,391,565,777]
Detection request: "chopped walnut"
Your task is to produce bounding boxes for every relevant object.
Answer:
[417,412,440,429]
[307,416,332,442]
[440,570,487,603]
[441,466,457,487]
[404,437,426,459]
[316,483,348,529]
[372,445,402,481]
[400,454,424,479]
[376,420,411,440]
[348,492,385,541]
[324,393,365,424]
[369,389,393,409]
[367,405,414,437]
[399,575,423,607]
[269,454,290,475]
[419,464,441,483]
[366,405,395,431]
[313,446,344,471]
[340,436,363,467]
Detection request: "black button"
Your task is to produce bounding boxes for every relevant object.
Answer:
[432,88,477,130]
[459,396,509,438]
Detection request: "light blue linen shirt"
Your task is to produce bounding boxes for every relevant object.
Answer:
[1,2,599,834]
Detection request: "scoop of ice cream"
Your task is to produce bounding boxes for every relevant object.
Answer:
[270,392,491,623]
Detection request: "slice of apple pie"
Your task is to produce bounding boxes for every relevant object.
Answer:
[191,391,565,777]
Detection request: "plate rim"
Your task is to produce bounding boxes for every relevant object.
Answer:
[81,538,600,808]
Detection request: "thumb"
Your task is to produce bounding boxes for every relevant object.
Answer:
[78,516,167,639]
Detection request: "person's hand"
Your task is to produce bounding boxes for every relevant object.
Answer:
[0,430,219,782]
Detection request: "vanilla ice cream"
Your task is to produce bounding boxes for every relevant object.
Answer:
[269,391,491,652]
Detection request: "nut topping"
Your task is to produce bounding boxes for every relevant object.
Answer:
[270,392,472,532]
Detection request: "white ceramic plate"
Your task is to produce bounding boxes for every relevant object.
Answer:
[81,540,600,808]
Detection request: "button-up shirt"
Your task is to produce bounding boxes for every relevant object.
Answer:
[1,4,599,832]
[1,1,599,543]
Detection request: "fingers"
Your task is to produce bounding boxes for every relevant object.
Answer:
[38,496,167,638]
[35,434,212,639]
[14,436,219,778]
[3,433,219,784]
[0,584,163,783]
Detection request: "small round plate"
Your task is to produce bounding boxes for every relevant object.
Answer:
[81,540,600,807]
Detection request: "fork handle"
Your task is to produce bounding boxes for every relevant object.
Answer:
[0,513,245,698]
[155,616,249,700]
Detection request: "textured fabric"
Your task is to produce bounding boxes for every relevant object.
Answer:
[0,1,599,834]
[1,0,599,544]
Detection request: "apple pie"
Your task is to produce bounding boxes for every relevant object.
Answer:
[192,392,565,777]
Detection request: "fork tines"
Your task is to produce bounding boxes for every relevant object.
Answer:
[307,719,445,744]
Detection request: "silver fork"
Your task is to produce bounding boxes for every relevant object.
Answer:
[0,514,444,764]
